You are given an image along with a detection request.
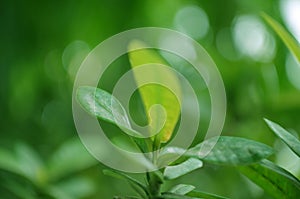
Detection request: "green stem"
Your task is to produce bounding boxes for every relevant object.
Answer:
[147,172,162,198]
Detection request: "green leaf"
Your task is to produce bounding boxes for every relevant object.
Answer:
[76,86,141,137]
[1,178,37,199]
[14,143,46,184]
[239,159,300,199]
[264,118,300,157]
[157,147,186,167]
[187,136,273,165]
[261,13,300,63]
[47,138,97,181]
[0,143,46,185]
[0,148,24,177]
[164,158,203,180]
[160,193,196,199]
[187,190,230,199]
[103,169,148,195]
[128,40,181,143]
[168,184,195,195]
[46,177,95,199]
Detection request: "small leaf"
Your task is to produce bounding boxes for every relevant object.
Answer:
[76,86,141,137]
[1,178,37,199]
[187,190,230,199]
[0,143,46,185]
[47,138,98,181]
[164,158,203,180]
[157,146,186,166]
[128,40,181,143]
[14,143,46,184]
[160,193,196,199]
[103,169,148,195]
[187,136,273,165]
[46,177,95,199]
[239,159,300,199]
[261,13,300,63]
[168,184,195,195]
[0,148,24,178]
[264,118,300,157]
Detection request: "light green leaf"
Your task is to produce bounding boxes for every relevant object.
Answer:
[0,143,46,185]
[187,190,230,199]
[160,193,196,199]
[128,40,181,143]
[14,143,46,184]
[239,159,300,199]
[47,138,97,181]
[164,158,203,180]
[157,147,186,167]
[76,86,141,137]
[0,148,24,177]
[168,184,195,195]
[187,136,273,165]
[48,177,95,199]
[261,13,300,63]
[264,118,300,157]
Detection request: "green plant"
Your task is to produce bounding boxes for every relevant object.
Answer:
[76,26,300,198]
[0,138,98,199]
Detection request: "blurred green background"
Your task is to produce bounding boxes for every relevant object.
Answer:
[1,0,300,198]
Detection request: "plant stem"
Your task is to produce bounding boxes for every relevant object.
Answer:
[147,172,162,199]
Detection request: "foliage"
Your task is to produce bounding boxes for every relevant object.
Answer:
[2,1,300,199]
[76,21,300,197]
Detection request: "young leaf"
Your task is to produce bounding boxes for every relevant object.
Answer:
[46,177,95,199]
[239,159,300,199]
[264,118,300,157]
[0,148,25,178]
[261,13,300,63]
[164,158,203,180]
[47,138,98,181]
[76,86,142,137]
[128,40,181,143]
[168,184,195,195]
[187,136,273,165]
[14,143,46,184]
[187,190,230,199]
[160,193,197,199]
[103,169,148,195]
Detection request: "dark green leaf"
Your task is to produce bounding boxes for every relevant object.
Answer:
[168,184,195,195]
[1,179,37,199]
[264,118,300,157]
[187,190,230,199]
[76,86,142,137]
[239,159,300,199]
[187,136,273,165]
[164,158,203,180]
[261,13,300,63]
[103,169,148,195]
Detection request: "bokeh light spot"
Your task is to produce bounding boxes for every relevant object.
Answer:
[174,5,209,40]
[62,40,90,80]
[286,53,300,90]
[232,15,276,62]
[280,0,300,42]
